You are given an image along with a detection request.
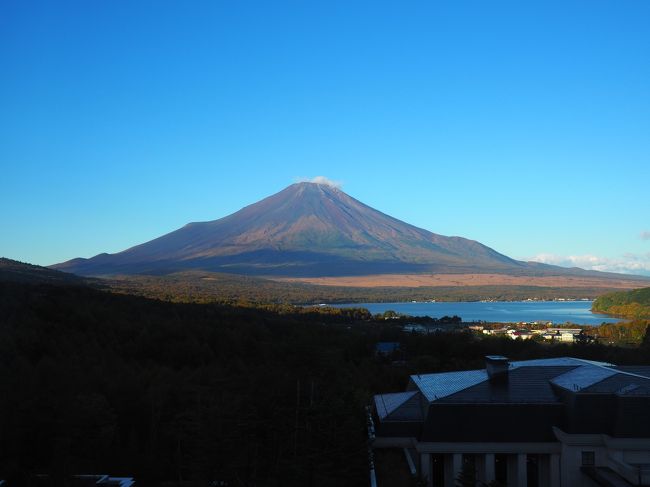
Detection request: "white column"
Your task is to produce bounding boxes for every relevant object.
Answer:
[539,454,550,487]
[453,453,463,485]
[507,454,528,487]
[550,453,561,487]
[516,453,527,487]
[444,453,463,487]
[483,453,496,483]
[507,455,517,486]
[420,453,432,487]
[475,454,485,483]
[444,454,453,487]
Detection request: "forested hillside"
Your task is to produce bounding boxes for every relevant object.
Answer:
[592,287,650,319]
[0,258,88,285]
[0,281,382,486]
[2,277,650,486]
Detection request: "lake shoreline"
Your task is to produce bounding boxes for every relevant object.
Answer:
[329,300,621,325]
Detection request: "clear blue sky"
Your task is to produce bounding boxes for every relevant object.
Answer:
[1,1,649,274]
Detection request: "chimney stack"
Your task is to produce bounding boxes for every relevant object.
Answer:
[485,355,510,382]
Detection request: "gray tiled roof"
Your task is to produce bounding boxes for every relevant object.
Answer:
[407,358,629,405]
[374,391,419,420]
[613,366,650,379]
[550,365,618,391]
[408,357,609,403]
[411,369,488,402]
[379,357,650,423]
[375,357,650,441]
[440,366,576,403]
[581,374,650,395]
[510,357,613,368]
[550,362,650,393]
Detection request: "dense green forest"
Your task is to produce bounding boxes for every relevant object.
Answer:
[592,287,650,319]
[0,281,382,486]
[2,261,650,486]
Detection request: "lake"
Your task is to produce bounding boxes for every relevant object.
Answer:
[331,300,621,325]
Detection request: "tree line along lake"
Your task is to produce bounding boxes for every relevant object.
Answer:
[331,300,621,325]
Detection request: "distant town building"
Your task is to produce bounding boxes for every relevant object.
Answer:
[506,329,534,340]
[480,326,585,342]
[543,328,583,342]
[372,356,650,486]
[482,327,510,336]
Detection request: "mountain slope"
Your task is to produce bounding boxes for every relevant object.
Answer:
[50,182,645,280]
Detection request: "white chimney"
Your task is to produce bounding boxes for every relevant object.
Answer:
[485,355,510,382]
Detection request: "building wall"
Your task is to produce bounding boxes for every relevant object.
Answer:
[421,403,565,442]
[615,396,650,437]
[375,420,422,439]
[555,428,650,486]
[565,394,617,434]
[559,442,606,486]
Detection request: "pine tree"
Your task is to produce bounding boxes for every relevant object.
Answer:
[455,462,477,487]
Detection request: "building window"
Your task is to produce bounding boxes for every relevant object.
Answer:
[581,451,595,466]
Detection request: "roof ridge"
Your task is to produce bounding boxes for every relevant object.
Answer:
[571,357,614,367]
[587,361,650,382]
[409,368,484,380]
[509,357,614,370]
[551,361,650,391]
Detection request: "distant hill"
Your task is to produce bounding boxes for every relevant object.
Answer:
[51,182,650,284]
[592,287,650,319]
[0,257,88,285]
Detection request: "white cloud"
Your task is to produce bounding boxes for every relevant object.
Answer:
[640,231,650,241]
[527,252,650,276]
[296,176,343,189]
